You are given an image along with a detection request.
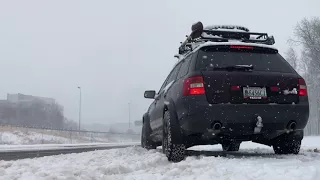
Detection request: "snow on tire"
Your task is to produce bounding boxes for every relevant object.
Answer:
[273,134,301,154]
[162,111,185,162]
[222,141,241,151]
[141,119,157,150]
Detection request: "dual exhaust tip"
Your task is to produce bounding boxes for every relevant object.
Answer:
[212,122,222,130]
[210,120,297,132]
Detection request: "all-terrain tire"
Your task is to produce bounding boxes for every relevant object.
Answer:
[222,141,241,151]
[141,118,157,150]
[162,111,185,162]
[273,133,301,154]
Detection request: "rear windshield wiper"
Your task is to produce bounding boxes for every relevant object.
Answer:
[206,64,253,71]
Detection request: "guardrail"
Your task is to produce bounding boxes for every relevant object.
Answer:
[0,125,141,145]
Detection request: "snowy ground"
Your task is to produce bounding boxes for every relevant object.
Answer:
[0,126,140,145]
[0,136,319,180]
[0,131,73,144]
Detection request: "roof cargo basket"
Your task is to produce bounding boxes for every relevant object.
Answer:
[178,22,275,55]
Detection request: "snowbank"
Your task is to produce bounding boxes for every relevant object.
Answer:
[0,131,72,145]
[0,136,319,180]
[0,126,140,145]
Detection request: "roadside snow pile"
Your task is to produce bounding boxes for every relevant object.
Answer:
[0,126,140,145]
[0,136,319,180]
[0,131,72,145]
[0,130,79,145]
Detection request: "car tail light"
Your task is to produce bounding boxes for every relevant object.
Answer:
[231,86,241,91]
[270,86,279,92]
[298,78,308,96]
[183,76,205,96]
[230,45,254,50]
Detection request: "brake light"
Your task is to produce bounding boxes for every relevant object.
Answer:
[298,78,308,96]
[183,76,205,96]
[271,86,279,92]
[231,86,241,91]
[230,45,254,50]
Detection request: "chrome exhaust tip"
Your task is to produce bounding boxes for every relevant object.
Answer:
[212,122,222,130]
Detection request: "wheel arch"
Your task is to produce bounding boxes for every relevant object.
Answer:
[162,98,183,144]
[142,112,149,124]
[162,98,176,119]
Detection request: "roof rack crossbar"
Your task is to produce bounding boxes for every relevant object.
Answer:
[199,36,274,44]
[203,30,268,37]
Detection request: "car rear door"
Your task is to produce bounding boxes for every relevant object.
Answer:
[150,63,182,132]
[149,76,169,131]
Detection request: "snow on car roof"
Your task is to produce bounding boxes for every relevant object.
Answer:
[204,25,250,32]
[193,41,278,52]
[201,32,223,39]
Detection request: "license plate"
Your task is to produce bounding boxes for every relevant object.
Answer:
[243,87,267,99]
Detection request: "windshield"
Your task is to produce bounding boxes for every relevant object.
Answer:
[197,49,294,73]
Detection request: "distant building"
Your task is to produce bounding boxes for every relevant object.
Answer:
[134,120,142,126]
[7,93,55,105]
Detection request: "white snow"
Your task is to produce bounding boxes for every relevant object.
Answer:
[0,131,72,145]
[201,32,223,39]
[0,136,319,180]
[0,126,140,145]
[204,25,249,32]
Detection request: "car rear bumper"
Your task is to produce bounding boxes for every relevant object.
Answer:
[177,96,309,140]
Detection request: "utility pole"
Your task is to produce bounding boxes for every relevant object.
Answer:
[78,87,82,131]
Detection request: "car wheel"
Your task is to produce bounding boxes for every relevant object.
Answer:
[162,110,185,162]
[273,133,301,154]
[222,141,241,151]
[141,119,157,150]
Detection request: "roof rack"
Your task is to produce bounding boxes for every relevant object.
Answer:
[178,22,275,55]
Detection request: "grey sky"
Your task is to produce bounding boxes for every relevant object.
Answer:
[0,0,319,125]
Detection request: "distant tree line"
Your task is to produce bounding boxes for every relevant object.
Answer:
[286,17,320,135]
[0,100,77,130]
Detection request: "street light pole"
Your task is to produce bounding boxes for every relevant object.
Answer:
[78,87,82,131]
[128,102,131,129]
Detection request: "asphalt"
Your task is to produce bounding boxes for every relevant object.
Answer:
[0,144,137,161]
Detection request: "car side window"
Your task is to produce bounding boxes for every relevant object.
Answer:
[158,76,170,94]
[158,63,182,94]
[167,63,182,83]
[177,55,192,79]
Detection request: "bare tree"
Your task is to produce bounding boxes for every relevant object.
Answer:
[285,47,299,70]
[289,17,320,135]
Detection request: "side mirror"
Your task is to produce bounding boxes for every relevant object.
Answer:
[144,90,156,99]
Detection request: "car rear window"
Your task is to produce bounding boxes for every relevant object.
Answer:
[196,47,294,73]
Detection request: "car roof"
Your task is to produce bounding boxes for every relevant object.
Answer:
[193,41,278,52]
[173,41,278,66]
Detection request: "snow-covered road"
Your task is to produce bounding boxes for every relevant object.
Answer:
[0,136,319,180]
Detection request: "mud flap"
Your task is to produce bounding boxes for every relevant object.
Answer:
[165,100,184,144]
[291,130,304,140]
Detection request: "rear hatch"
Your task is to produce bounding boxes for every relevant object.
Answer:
[196,45,300,104]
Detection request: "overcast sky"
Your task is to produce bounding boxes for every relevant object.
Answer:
[0,0,319,125]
